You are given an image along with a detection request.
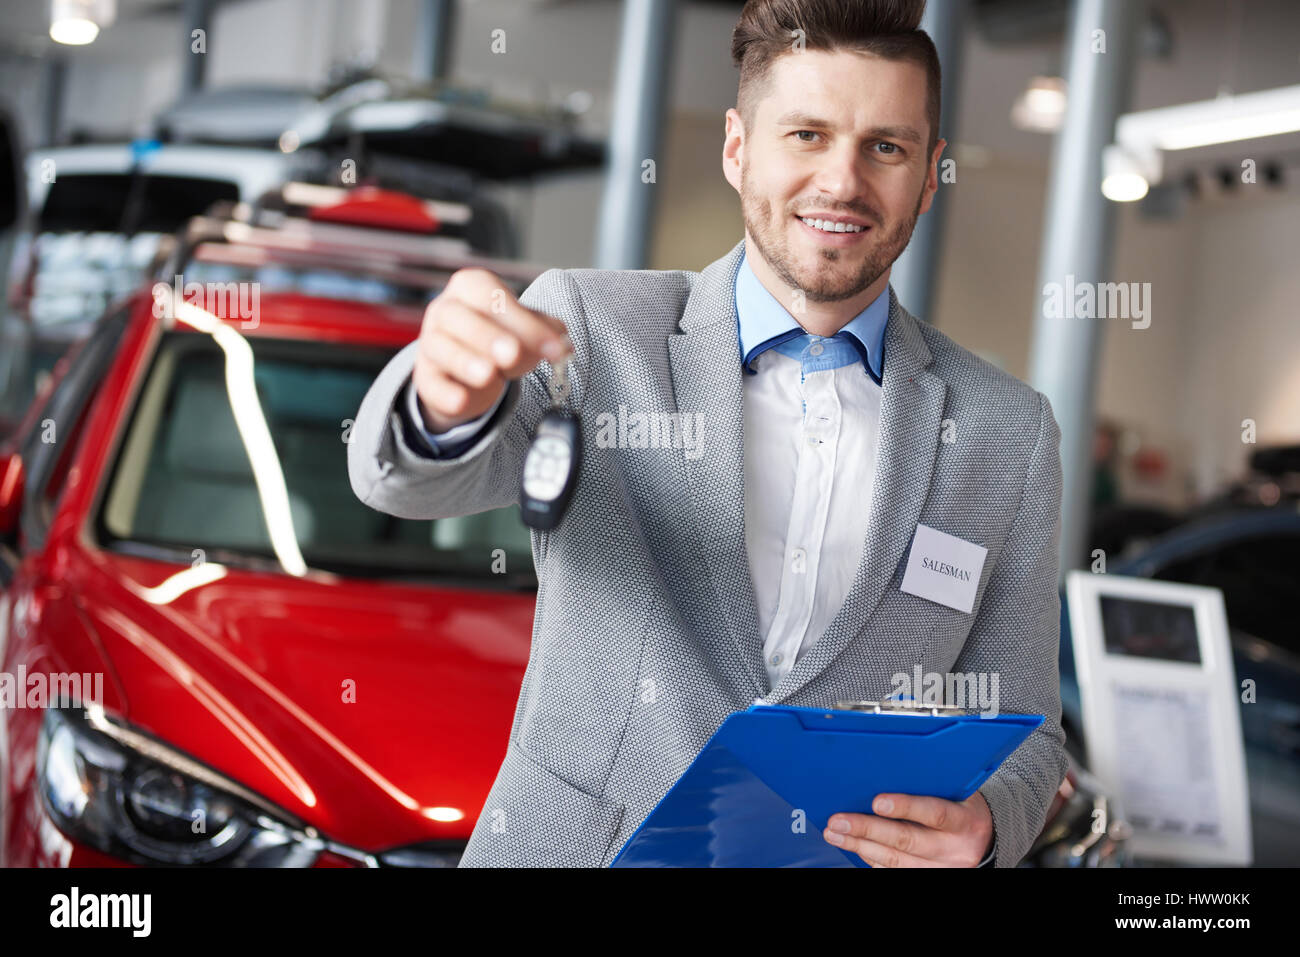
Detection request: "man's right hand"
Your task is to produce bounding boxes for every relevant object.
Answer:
[413,268,572,433]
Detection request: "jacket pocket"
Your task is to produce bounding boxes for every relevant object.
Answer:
[463,738,626,867]
[919,606,977,672]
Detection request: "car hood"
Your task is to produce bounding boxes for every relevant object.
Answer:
[73,548,535,851]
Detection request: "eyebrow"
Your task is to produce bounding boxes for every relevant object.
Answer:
[773,111,924,145]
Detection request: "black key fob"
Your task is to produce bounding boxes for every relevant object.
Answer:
[520,408,581,530]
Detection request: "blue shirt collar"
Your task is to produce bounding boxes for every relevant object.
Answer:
[734,249,888,384]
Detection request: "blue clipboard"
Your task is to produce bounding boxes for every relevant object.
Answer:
[610,701,1043,867]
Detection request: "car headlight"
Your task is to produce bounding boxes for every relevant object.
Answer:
[37,703,335,866]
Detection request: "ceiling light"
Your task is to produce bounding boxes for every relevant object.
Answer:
[1012,76,1067,133]
[1102,145,1157,202]
[1101,171,1149,203]
[49,17,98,44]
[1116,84,1300,152]
[49,0,116,46]
[1156,105,1300,150]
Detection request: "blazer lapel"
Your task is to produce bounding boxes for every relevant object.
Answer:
[767,289,948,704]
[667,239,769,696]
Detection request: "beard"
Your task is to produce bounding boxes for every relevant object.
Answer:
[740,166,924,304]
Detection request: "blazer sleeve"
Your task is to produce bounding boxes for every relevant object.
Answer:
[347,267,589,520]
[957,389,1069,868]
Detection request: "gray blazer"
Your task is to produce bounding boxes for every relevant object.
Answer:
[347,238,1069,868]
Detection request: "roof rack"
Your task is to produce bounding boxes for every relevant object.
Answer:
[161,183,548,299]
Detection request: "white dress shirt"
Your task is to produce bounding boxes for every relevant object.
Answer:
[734,252,888,690]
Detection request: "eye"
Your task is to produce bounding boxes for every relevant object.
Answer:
[792,130,821,143]
[874,142,901,155]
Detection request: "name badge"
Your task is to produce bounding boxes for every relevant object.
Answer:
[899,523,988,614]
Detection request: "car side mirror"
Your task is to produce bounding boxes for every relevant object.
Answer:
[0,451,24,538]
[0,108,20,232]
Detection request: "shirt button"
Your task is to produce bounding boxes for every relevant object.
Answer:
[806,435,819,446]
[808,343,824,356]
[770,653,782,665]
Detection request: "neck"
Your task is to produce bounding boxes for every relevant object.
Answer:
[744,233,890,337]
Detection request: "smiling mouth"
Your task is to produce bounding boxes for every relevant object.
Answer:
[794,214,872,242]
[797,215,869,233]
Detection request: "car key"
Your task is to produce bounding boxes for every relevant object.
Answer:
[520,353,581,530]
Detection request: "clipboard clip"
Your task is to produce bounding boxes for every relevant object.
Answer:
[832,699,971,717]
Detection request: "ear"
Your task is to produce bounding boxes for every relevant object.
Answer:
[918,137,947,216]
[722,108,744,193]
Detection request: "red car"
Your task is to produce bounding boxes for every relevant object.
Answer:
[0,275,540,866]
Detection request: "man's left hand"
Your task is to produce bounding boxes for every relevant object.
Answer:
[823,791,993,867]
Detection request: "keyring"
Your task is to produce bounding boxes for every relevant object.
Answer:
[547,354,571,407]
[520,352,581,530]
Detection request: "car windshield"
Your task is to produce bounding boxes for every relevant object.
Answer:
[95,329,535,586]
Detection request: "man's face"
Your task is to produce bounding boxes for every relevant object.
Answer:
[723,49,944,304]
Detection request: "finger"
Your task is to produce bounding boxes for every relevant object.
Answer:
[455,269,569,339]
[423,299,531,380]
[423,329,505,392]
[826,812,945,861]
[447,269,570,360]
[823,829,938,868]
[872,793,959,832]
[412,363,472,421]
[488,301,571,365]
[432,300,531,375]
[435,298,563,380]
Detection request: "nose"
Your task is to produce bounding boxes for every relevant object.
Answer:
[810,144,876,220]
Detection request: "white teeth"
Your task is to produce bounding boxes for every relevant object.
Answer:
[800,216,864,233]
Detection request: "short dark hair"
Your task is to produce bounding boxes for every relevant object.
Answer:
[731,0,942,156]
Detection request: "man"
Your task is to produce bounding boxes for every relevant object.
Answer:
[347,0,1067,868]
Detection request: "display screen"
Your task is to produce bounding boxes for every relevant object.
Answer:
[1099,595,1201,663]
